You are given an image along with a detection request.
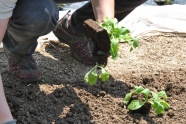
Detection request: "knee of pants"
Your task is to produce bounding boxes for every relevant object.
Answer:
[10,0,59,36]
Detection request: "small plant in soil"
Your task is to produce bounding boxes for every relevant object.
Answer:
[84,17,138,85]
[124,86,170,115]
[56,4,65,11]
[84,65,109,85]
[154,0,173,5]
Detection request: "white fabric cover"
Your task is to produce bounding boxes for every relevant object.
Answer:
[120,4,186,37]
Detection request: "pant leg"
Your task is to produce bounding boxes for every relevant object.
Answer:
[115,0,147,21]
[3,0,59,55]
[70,0,147,33]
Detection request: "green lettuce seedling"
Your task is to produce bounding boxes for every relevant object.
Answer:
[100,17,138,60]
[84,65,109,85]
[124,86,170,114]
[84,17,138,85]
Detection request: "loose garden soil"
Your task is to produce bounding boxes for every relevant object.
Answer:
[0,33,186,124]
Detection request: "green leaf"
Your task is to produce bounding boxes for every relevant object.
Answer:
[99,68,109,82]
[112,28,120,39]
[110,38,119,60]
[130,47,133,52]
[124,92,132,104]
[142,88,150,100]
[133,38,139,48]
[158,91,168,99]
[120,35,132,42]
[133,86,144,94]
[120,27,130,35]
[127,100,144,110]
[148,99,154,105]
[84,72,89,83]
[151,91,160,101]
[84,67,98,85]
[151,101,165,114]
[160,100,170,109]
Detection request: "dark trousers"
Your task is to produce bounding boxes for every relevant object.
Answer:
[3,0,147,55]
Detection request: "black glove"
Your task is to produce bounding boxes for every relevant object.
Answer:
[83,19,110,66]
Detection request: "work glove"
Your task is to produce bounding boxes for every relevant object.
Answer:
[83,19,111,66]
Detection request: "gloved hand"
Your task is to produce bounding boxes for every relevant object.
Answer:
[83,19,111,66]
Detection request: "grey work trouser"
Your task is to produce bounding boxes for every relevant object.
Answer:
[3,0,147,55]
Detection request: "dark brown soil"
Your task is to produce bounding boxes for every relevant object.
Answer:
[1,34,186,124]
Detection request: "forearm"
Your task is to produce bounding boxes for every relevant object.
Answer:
[91,0,114,23]
[0,18,9,42]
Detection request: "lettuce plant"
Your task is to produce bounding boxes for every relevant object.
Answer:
[124,86,170,114]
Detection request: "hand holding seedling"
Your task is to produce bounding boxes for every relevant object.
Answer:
[84,17,138,85]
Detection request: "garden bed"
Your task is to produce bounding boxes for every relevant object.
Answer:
[1,34,186,124]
